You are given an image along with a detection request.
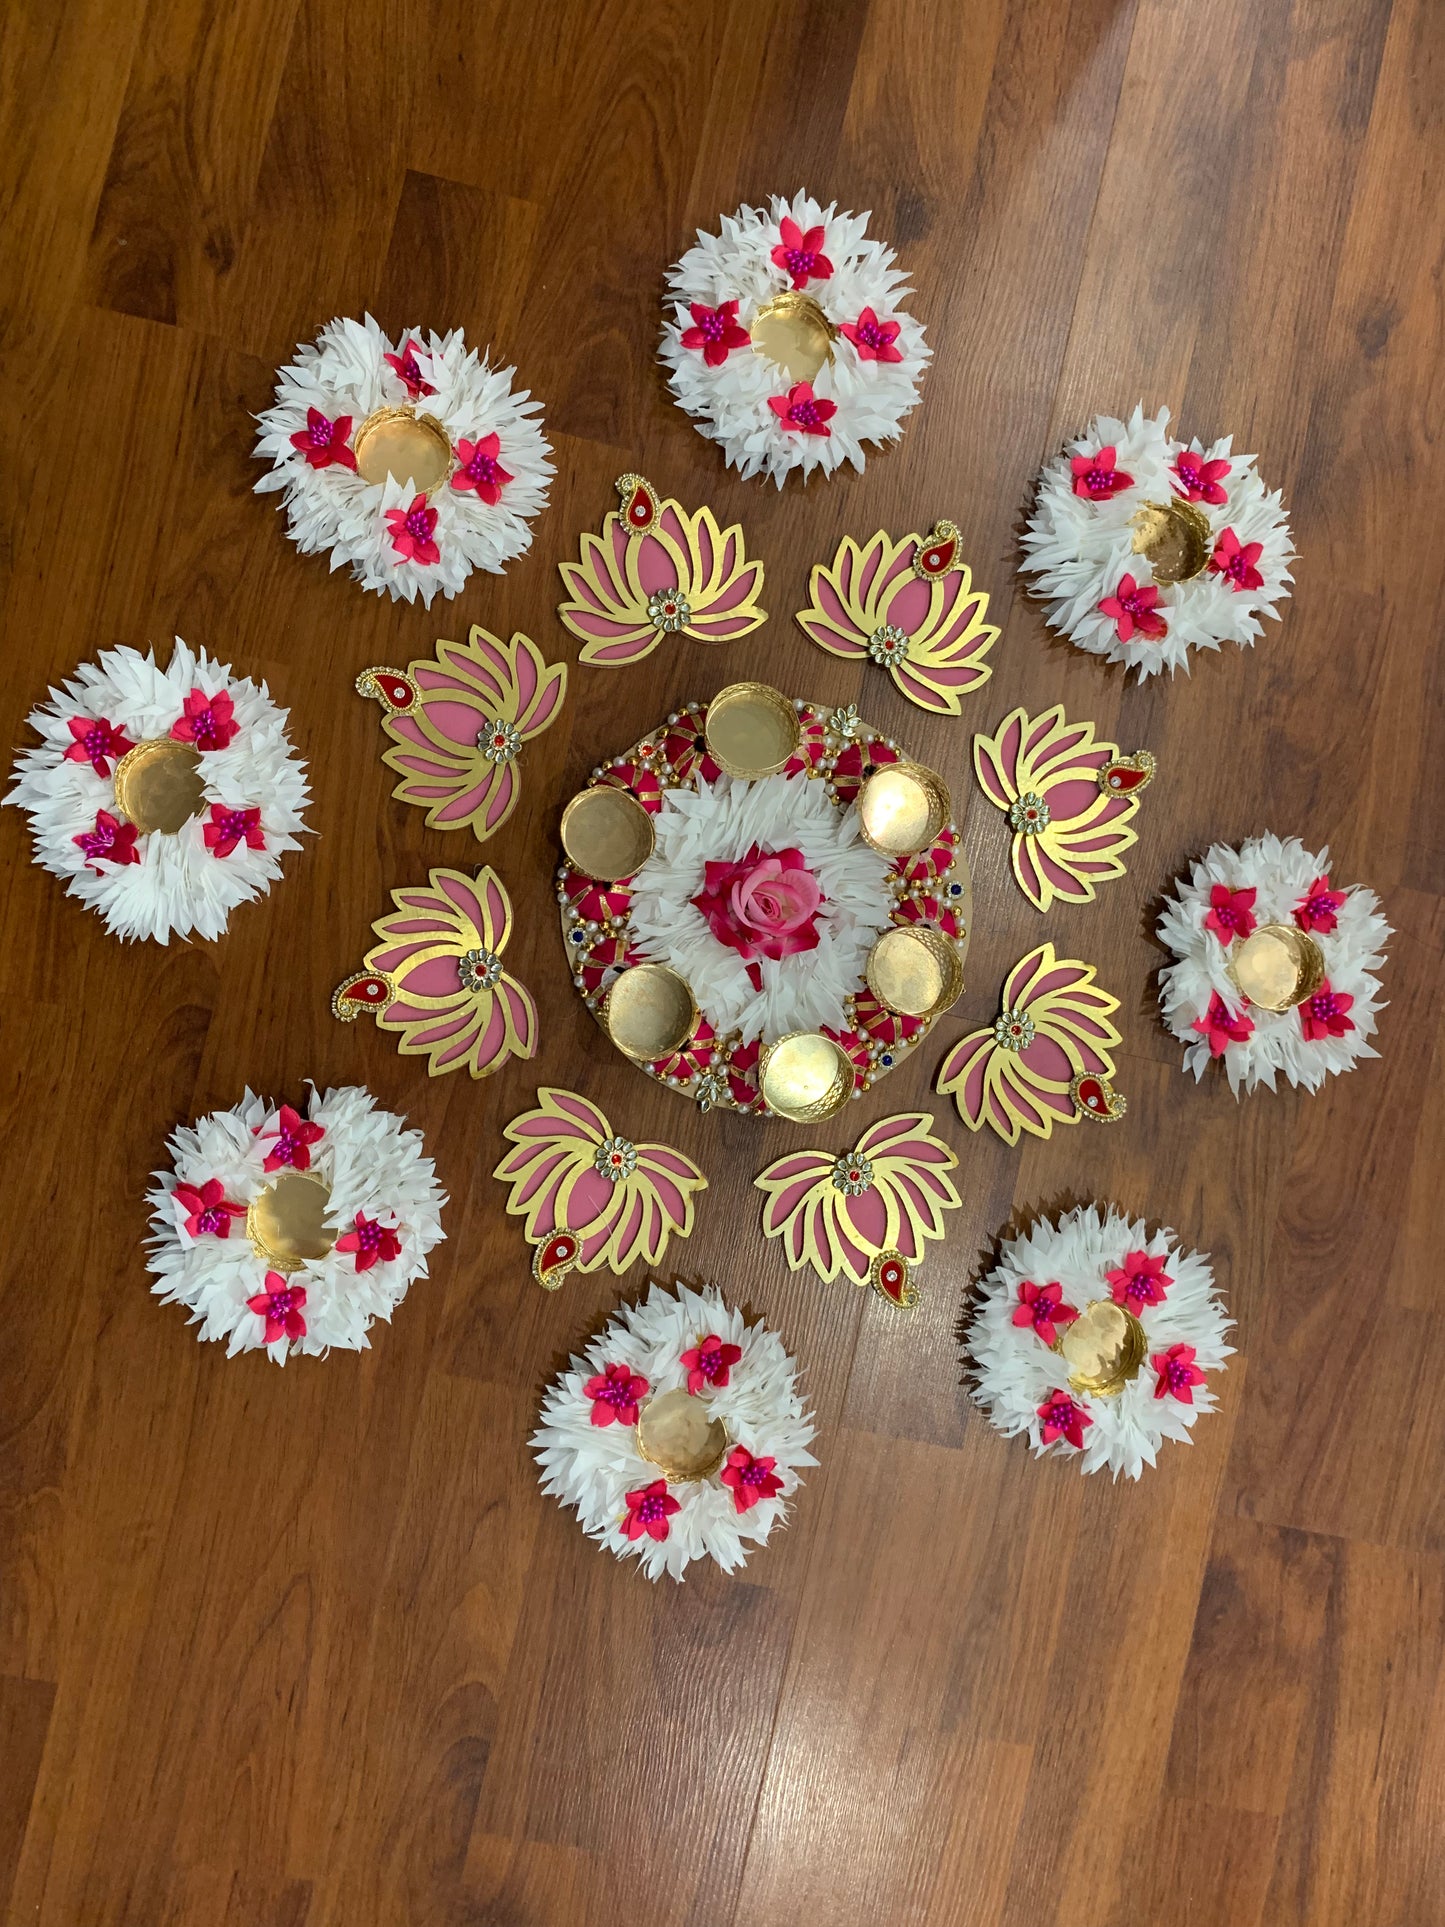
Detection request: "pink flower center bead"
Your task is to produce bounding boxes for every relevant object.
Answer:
[308,417,335,448]
[700,311,727,342]
[1163,1355,1195,1396]
[269,1287,299,1318]
[855,317,888,350]
[197,1206,230,1235]
[216,809,250,844]
[1043,1399,1075,1432]
[356,1220,383,1256]
[597,1377,634,1412]
[1082,463,1114,493]
[637,1492,669,1525]
[785,246,819,279]
[189,706,226,749]
[1176,453,1203,489]
[1117,585,1153,621]
[790,396,824,429]
[1220,547,1253,587]
[79,821,118,857]
[406,505,433,541]
[1214,903,1245,934]
[1309,990,1343,1024]
[84,725,112,759]
[464,445,501,486]
[740,1460,771,1490]
[274,1125,303,1164]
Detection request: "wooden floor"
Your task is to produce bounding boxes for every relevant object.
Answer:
[3,1,1443,1921]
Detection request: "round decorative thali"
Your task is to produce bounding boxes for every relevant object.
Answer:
[556,683,972,1119]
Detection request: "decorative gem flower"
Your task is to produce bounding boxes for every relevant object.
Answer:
[1152,1343,1207,1404]
[1070,445,1133,499]
[830,1152,874,1196]
[680,299,750,366]
[1172,448,1230,504]
[1204,883,1257,945]
[1011,1280,1078,1347]
[288,407,356,470]
[756,1112,960,1294]
[494,1088,707,1280]
[1300,982,1355,1042]
[64,716,135,777]
[680,1334,743,1394]
[450,432,512,503]
[796,526,997,714]
[477,717,521,764]
[769,381,836,436]
[690,844,824,984]
[256,1103,325,1173]
[1192,990,1255,1058]
[693,1064,731,1112]
[1107,1249,1172,1315]
[385,495,440,566]
[1209,527,1264,592]
[332,866,537,1081]
[1037,1392,1092,1449]
[557,474,767,668]
[1099,573,1168,643]
[247,1274,308,1346]
[1294,876,1346,934]
[623,1479,681,1542]
[172,1179,247,1239]
[73,809,140,871]
[204,805,265,859]
[721,1447,785,1513]
[334,1211,403,1272]
[170,686,239,751]
[839,307,902,361]
[383,338,436,397]
[1008,792,1050,835]
[938,944,1122,1144]
[771,214,833,287]
[584,1361,649,1427]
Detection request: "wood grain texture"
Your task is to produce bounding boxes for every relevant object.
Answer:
[1,0,1442,1921]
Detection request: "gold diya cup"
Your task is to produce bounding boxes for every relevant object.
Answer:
[757,1031,855,1122]
[602,963,698,1062]
[112,738,207,835]
[865,925,964,1020]
[1057,1300,1147,1398]
[560,785,656,881]
[704,682,802,779]
[1226,923,1326,1011]
[748,291,837,384]
[855,761,952,856]
[352,405,453,491]
[1129,498,1211,584]
[246,1171,335,1273]
[635,1387,730,1482]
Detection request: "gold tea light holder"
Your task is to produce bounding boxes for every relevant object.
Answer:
[560,784,656,881]
[352,405,454,491]
[703,681,803,779]
[603,964,699,1062]
[245,1170,335,1273]
[112,737,207,835]
[1129,498,1211,585]
[1055,1300,1147,1399]
[865,925,964,1020]
[855,761,952,856]
[635,1387,731,1483]
[1226,922,1326,1012]
[757,1032,856,1123]
[749,291,837,385]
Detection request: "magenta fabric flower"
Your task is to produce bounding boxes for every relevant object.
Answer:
[288,407,356,471]
[679,1334,743,1395]
[1037,1391,1092,1449]
[1099,574,1168,643]
[255,1103,325,1174]
[203,805,264,859]
[1208,527,1264,592]
[1192,990,1254,1058]
[385,495,441,566]
[721,1446,784,1514]
[64,716,135,777]
[768,380,836,437]
[246,1273,308,1345]
[1300,982,1355,1042]
[770,215,833,289]
[171,686,239,751]
[383,339,436,398]
[334,1211,402,1272]
[839,307,902,363]
[1204,883,1258,945]
[691,843,823,986]
[622,1478,681,1542]
[1106,1249,1173,1315]
[681,299,750,367]
[1011,1280,1078,1347]
[73,809,140,871]
[1152,1342,1206,1404]
[583,1360,650,1427]
[172,1178,247,1239]
[450,433,513,505]
[1294,876,1346,934]
[1070,445,1134,500]
[1172,448,1231,504]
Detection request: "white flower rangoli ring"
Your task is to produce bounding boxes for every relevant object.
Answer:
[253,315,552,605]
[660,191,929,486]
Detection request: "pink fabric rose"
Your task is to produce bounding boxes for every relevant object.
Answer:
[691,842,823,989]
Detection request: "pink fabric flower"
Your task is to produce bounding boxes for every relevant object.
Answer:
[289,407,356,470]
[770,215,833,289]
[1070,445,1134,500]
[622,1478,680,1542]
[680,1334,743,1395]
[173,1178,247,1239]
[1106,1249,1172,1315]
[204,805,264,858]
[768,380,836,437]
[334,1211,402,1272]
[1192,990,1254,1058]
[839,307,902,362]
[562,874,632,921]
[64,716,135,777]
[255,1103,325,1174]
[1099,574,1168,643]
[450,433,512,505]
[73,809,140,871]
[681,299,750,366]
[1208,527,1264,592]
[1011,1280,1078,1347]
[1037,1391,1092,1449]
[1172,448,1231,504]
[383,339,436,397]
[171,686,239,751]
[1152,1342,1206,1404]
[246,1273,308,1345]
[385,495,441,565]
[691,843,823,987]
[1300,981,1355,1042]
[1294,876,1346,934]
[721,1446,784,1514]
[1204,883,1258,945]
[583,1361,649,1428]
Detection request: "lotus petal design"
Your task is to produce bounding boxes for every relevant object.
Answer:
[972,705,1148,912]
[795,527,998,714]
[493,1087,708,1275]
[557,474,767,668]
[755,1111,960,1286]
[358,626,566,844]
[936,944,1121,1143]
